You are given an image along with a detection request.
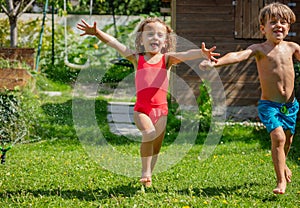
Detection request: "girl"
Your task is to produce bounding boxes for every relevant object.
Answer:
[77,17,219,187]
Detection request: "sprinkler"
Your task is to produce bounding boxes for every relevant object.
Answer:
[0,146,12,164]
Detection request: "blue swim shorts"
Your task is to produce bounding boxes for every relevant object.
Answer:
[257,99,299,134]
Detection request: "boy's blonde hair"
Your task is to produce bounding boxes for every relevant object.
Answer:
[259,2,296,25]
[135,17,176,54]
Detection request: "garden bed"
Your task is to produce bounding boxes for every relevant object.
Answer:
[0,68,32,90]
[0,48,35,69]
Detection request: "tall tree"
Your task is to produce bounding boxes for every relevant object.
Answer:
[1,0,36,47]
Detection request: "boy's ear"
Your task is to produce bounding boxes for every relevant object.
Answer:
[260,25,266,35]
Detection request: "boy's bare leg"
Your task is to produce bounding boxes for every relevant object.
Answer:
[285,166,292,183]
[270,127,287,194]
[284,130,293,183]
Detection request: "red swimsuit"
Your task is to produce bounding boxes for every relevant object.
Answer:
[134,55,169,124]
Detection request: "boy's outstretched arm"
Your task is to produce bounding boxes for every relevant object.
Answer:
[77,19,135,62]
[214,48,253,67]
[293,42,300,61]
[200,48,254,70]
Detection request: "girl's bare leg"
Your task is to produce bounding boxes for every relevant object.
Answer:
[151,116,167,172]
[134,112,167,187]
[134,112,155,186]
[270,127,287,194]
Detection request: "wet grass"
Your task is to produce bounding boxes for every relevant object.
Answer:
[0,126,299,207]
[0,95,300,207]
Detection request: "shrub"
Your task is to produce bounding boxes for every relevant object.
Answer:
[0,89,42,145]
[101,61,134,84]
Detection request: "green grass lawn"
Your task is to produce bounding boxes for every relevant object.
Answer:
[0,95,300,207]
[0,128,300,207]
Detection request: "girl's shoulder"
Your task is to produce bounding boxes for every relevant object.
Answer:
[125,53,139,69]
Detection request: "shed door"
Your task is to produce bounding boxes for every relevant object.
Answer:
[234,0,264,39]
[234,0,295,39]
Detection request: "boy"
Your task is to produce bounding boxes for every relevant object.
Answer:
[200,2,300,194]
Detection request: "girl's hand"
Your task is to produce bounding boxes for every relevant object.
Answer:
[201,42,220,63]
[77,19,97,36]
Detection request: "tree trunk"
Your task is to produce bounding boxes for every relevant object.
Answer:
[2,0,36,47]
[9,16,18,48]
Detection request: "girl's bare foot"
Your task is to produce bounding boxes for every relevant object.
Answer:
[273,181,286,194]
[285,166,292,183]
[140,177,152,187]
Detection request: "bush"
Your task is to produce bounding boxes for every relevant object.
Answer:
[0,89,42,145]
[294,62,300,99]
[0,92,22,144]
[101,60,134,84]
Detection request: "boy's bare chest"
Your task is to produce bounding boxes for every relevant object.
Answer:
[259,47,292,66]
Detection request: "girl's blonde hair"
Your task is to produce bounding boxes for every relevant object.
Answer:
[135,17,176,54]
[259,2,296,25]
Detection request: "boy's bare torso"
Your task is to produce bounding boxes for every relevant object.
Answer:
[251,41,296,103]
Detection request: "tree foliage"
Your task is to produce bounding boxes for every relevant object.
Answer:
[0,0,163,47]
[1,0,36,47]
[56,0,161,15]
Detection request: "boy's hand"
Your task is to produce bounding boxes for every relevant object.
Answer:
[77,19,97,36]
[201,42,220,63]
[199,59,215,71]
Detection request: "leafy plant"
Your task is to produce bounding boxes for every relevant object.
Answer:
[0,89,42,146]
[197,80,212,131]
[101,63,134,85]
[0,58,32,71]
[0,92,23,145]
[294,62,300,98]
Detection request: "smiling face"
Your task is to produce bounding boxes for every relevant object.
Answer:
[140,22,167,55]
[258,3,296,44]
[260,17,290,43]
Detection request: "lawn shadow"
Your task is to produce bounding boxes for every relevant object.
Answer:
[0,182,140,201]
[176,181,278,202]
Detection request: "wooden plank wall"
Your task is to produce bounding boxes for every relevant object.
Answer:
[173,0,300,106]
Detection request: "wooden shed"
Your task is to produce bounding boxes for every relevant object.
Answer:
[165,0,300,108]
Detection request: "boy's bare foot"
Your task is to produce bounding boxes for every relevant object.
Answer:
[140,177,152,187]
[273,181,286,194]
[273,188,285,194]
[285,166,292,183]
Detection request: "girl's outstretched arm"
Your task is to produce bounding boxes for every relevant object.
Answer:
[77,19,136,64]
[167,42,220,66]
